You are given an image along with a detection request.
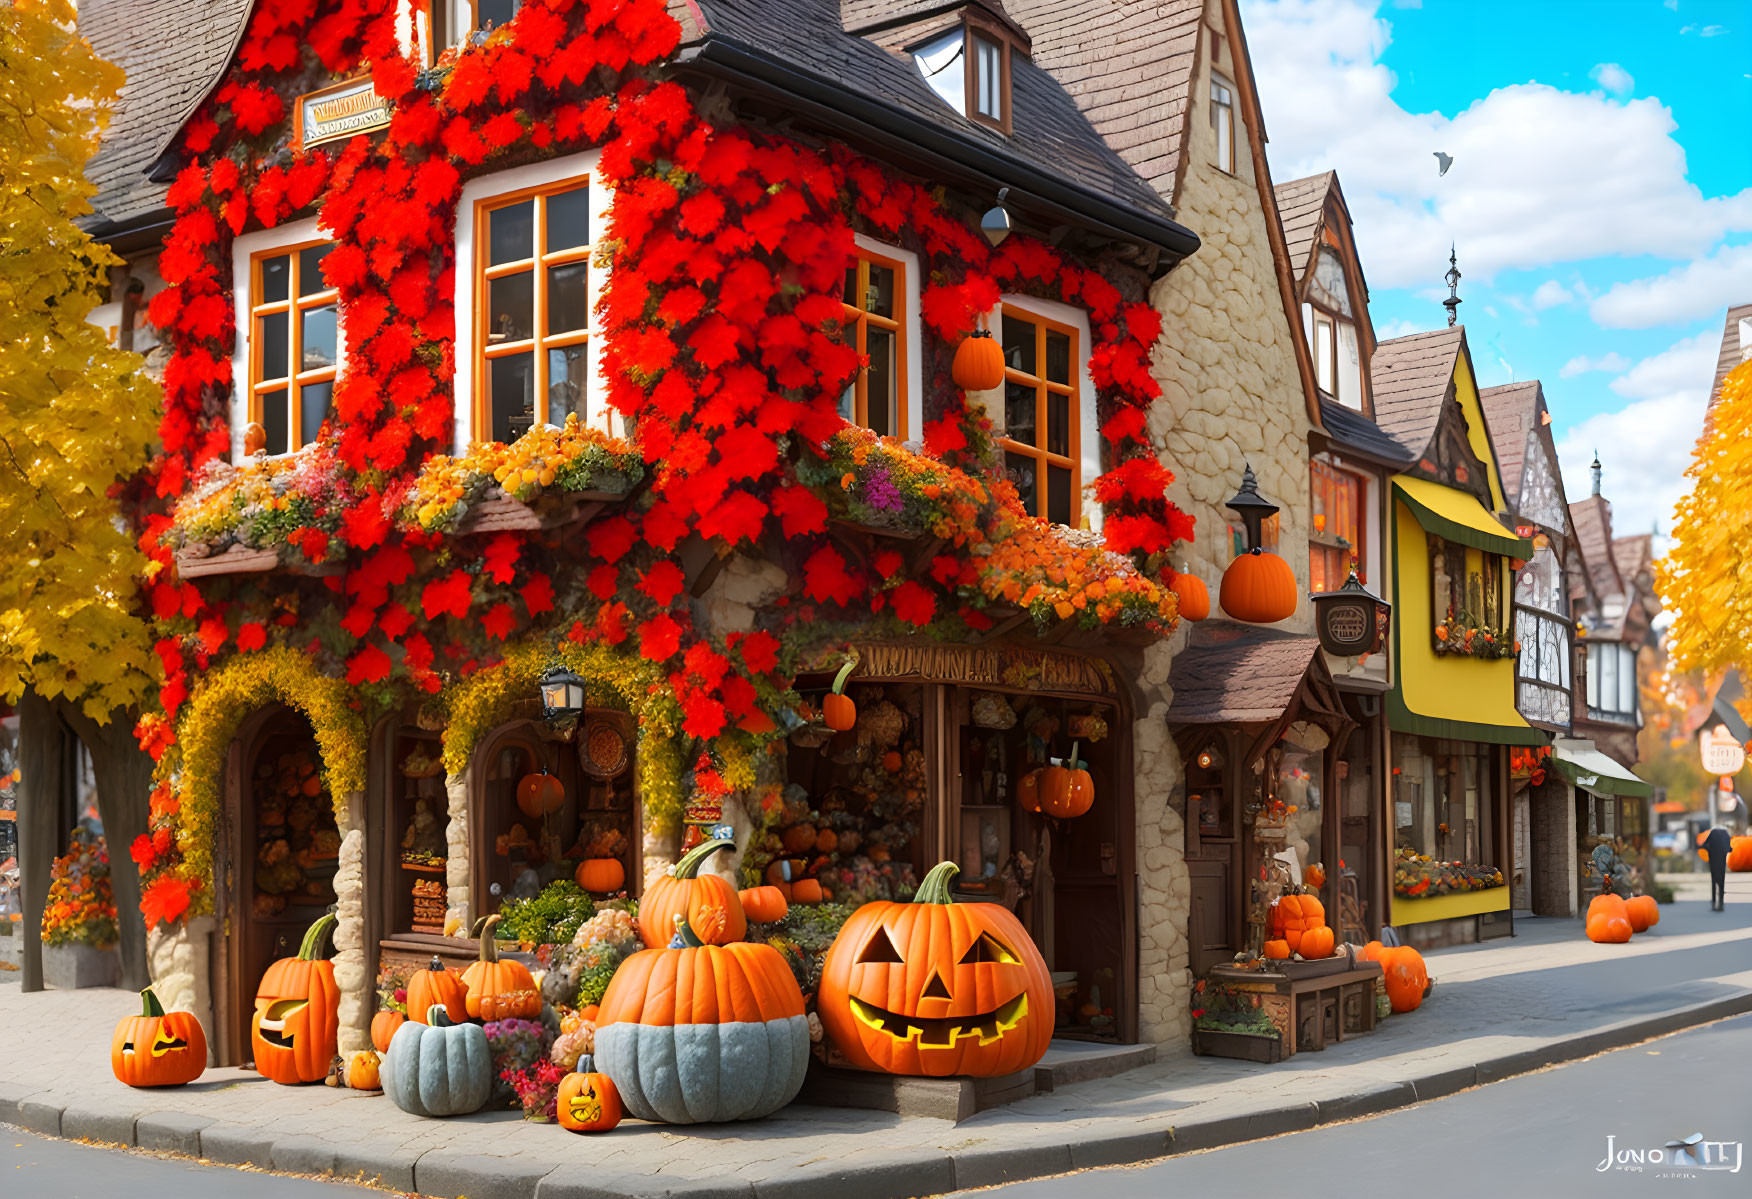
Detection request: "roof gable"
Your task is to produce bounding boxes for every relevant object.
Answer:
[1275,171,1333,284]
[1370,327,1465,460]
[1477,381,1539,509]
[1570,494,1623,602]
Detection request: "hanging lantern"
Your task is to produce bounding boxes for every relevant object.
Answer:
[1218,465,1297,624]
[1310,567,1391,656]
[539,665,586,722]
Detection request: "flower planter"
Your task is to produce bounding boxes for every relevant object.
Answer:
[1191,1027,1284,1063]
[43,942,119,990]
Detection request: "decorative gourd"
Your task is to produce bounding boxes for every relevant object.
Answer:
[382,1005,494,1117]
[951,328,1006,391]
[251,911,340,1085]
[1586,892,1633,943]
[1038,745,1093,819]
[1298,926,1336,959]
[738,885,789,924]
[1379,946,1428,1012]
[112,986,207,1088]
[557,1056,623,1132]
[822,657,857,732]
[1169,567,1210,622]
[1304,862,1327,891]
[516,769,565,819]
[814,827,839,853]
[405,955,469,1024]
[790,878,824,903]
[370,1009,406,1053]
[1016,769,1042,813]
[462,915,541,1021]
[595,915,810,1123]
[344,1049,382,1091]
[1219,548,1299,624]
[638,836,747,948]
[1262,939,1290,961]
[575,857,626,893]
[1269,893,1326,956]
[1627,894,1661,930]
[818,862,1053,1078]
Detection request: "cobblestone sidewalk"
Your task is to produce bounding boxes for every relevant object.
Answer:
[4,888,1751,1199]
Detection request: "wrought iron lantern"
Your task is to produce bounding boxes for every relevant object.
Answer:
[1310,565,1391,657]
[539,665,587,722]
[1224,463,1278,550]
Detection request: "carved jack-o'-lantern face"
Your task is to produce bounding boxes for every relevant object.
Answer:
[112,986,208,1088]
[251,912,340,1085]
[556,1060,622,1133]
[818,862,1054,1078]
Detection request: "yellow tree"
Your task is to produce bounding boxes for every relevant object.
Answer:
[0,0,160,989]
[1658,358,1752,676]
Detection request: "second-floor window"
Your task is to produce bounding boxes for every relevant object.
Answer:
[477,177,592,444]
[1586,642,1640,723]
[841,250,907,439]
[430,0,519,50]
[250,242,337,456]
[1001,306,1078,526]
[1210,76,1235,173]
[1309,460,1364,591]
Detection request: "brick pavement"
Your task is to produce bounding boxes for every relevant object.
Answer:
[3,884,1750,1199]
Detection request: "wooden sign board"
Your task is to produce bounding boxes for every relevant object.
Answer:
[296,77,392,149]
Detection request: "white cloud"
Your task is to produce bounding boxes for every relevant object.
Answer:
[1531,279,1574,309]
[1589,63,1634,95]
[1589,242,1752,328]
[1559,351,1630,377]
[1664,0,1677,9]
[1556,392,1703,536]
[1374,316,1424,340]
[1242,0,1752,288]
[1606,330,1719,400]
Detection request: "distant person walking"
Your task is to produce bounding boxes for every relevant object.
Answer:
[1703,825,1732,911]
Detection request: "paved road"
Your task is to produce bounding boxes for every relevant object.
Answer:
[962,1013,1752,1198]
[0,1127,379,1198]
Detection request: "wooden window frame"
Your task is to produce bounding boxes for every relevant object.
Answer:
[473,173,594,445]
[1210,73,1236,174]
[842,247,909,440]
[1312,308,1338,396]
[963,15,1013,134]
[248,238,337,455]
[999,303,1080,526]
[1309,459,1365,592]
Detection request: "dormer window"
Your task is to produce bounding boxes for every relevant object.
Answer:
[911,12,1018,134]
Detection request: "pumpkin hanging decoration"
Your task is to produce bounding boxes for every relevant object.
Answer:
[405,955,469,1024]
[738,885,790,924]
[370,1008,406,1053]
[251,911,340,1085]
[1218,464,1298,624]
[1038,745,1093,819]
[575,857,626,893]
[382,1005,494,1117]
[595,914,811,1123]
[516,769,565,820]
[818,861,1054,1078]
[112,985,208,1088]
[822,655,858,732]
[638,834,748,948]
[462,915,542,1021]
[951,328,1006,392]
[556,1055,623,1132]
[1169,565,1211,622]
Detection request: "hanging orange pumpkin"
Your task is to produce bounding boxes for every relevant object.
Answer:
[575,858,626,893]
[557,1057,623,1132]
[1038,744,1093,819]
[738,885,790,924]
[638,836,747,948]
[370,1009,406,1053]
[405,955,469,1024]
[112,986,208,1088]
[951,329,1006,391]
[1016,768,1042,813]
[1219,548,1299,624]
[462,915,542,1021]
[516,770,565,819]
[822,656,858,732]
[251,912,340,1085]
[1169,568,1210,622]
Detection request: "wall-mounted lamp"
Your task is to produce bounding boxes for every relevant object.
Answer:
[539,665,587,722]
[981,187,1013,247]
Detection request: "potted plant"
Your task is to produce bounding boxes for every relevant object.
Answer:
[1189,980,1283,1063]
[40,831,120,989]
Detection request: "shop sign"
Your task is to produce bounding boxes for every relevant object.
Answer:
[296,77,392,148]
[853,642,1116,696]
[1698,726,1745,776]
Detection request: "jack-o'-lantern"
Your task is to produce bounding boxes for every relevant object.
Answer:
[818,861,1054,1077]
[556,1056,622,1132]
[516,769,565,819]
[1017,769,1042,813]
[251,911,340,1085]
[462,914,541,1021]
[638,835,747,948]
[112,986,207,1088]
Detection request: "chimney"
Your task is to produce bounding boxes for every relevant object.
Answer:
[1591,452,1602,497]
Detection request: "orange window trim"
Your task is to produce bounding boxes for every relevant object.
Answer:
[249,237,337,454]
[841,247,909,440]
[1310,459,1366,587]
[998,303,1080,526]
[474,172,593,444]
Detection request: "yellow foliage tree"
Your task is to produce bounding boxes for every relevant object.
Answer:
[1658,358,1752,676]
[0,0,159,717]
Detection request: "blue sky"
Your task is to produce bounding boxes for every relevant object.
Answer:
[1241,0,1751,538]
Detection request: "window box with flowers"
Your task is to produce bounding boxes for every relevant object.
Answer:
[1189,979,1284,1062]
[1432,608,1518,660]
[40,831,120,990]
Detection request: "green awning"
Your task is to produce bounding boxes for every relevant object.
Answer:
[1551,740,1653,798]
[1393,477,1532,558]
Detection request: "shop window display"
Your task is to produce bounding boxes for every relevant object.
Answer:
[1391,736,1505,898]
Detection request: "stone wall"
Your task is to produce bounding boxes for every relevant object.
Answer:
[1530,777,1577,917]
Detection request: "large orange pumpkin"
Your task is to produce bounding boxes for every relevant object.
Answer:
[462,914,541,1021]
[1269,893,1326,956]
[1219,548,1299,624]
[575,857,626,893]
[818,861,1054,1078]
[1586,892,1634,943]
[1379,946,1428,1012]
[112,986,207,1088]
[516,770,565,819]
[405,955,469,1024]
[1169,569,1210,622]
[557,1058,622,1132]
[638,836,747,948]
[951,329,1006,391]
[251,912,340,1085]
[1038,746,1093,819]
[370,1009,406,1053]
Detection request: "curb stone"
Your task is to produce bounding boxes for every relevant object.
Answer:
[1408,1065,1477,1101]
[331,1141,423,1192]
[60,1103,141,1145]
[414,1151,557,1199]
[196,1122,277,1168]
[752,1151,956,1199]
[270,1133,340,1176]
[537,1165,757,1199]
[135,1111,215,1156]
[1314,1080,1416,1123]
[1067,1128,1172,1170]
[949,1142,1074,1189]
[14,1097,63,1137]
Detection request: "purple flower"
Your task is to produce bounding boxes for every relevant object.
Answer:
[862,466,904,513]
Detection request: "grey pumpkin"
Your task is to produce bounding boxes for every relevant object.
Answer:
[382,1004,493,1117]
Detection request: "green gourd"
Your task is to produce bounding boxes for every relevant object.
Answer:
[381,1004,493,1117]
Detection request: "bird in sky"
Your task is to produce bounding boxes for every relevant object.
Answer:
[1434,152,1454,176]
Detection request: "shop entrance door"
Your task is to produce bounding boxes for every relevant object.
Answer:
[1184,735,1237,975]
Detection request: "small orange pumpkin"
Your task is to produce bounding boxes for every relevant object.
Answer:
[790,878,824,903]
[557,1058,622,1132]
[462,915,541,1021]
[1586,892,1633,944]
[1219,548,1299,624]
[344,1050,382,1091]
[1298,926,1336,959]
[516,770,565,819]
[781,824,816,854]
[370,1009,405,1053]
[1628,894,1661,929]
[575,857,626,893]
[1038,745,1093,819]
[1262,939,1291,960]
[1304,862,1326,891]
[638,836,747,948]
[738,885,790,924]
[822,656,857,732]
[952,328,1006,391]
[405,955,469,1025]
[882,751,903,773]
[815,827,839,854]
[1729,835,1752,873]
[1169,568,1210,622]
[112,986,207,1088]
[1379,946,1428,1012]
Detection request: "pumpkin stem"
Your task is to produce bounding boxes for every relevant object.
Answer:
[298,911,338,962]
[1070,740,1082,771]
[673,913,706,948]
[672,836,734,879]
[913,861,960,905]
[830,651,859,696]
[428,1004,456,1028]
[140,986,165,1019]
[478,914,501,964]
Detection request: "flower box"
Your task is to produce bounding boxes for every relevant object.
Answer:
[43,942,119,990]
[1191,1027,1284,1063]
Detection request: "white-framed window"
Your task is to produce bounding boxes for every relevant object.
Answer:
[1210,75,1235,174]
[426,0,520,54]
[230,217,341,460]
[453,150,611,450]
[989,295,1100,531]
[842,234,923,441]
[1585,641,1640,724]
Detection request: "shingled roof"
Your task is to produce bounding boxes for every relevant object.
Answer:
[78,0,253,233]
[1369,326,1465,460]
[1477,381,1540,510]
[1709,303,1752,410]
[1167,629,1324,725]
[1275,171,1334,280]
[1570,494,1622,604]
[1317,396,1412,466]
[1612,533,1652,586]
